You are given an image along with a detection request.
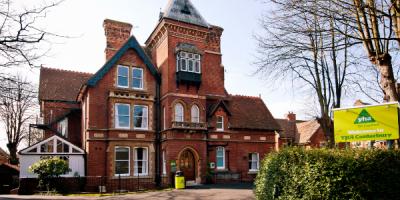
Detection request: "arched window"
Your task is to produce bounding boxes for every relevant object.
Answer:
[174,103,184,122]
[191,105,200,123]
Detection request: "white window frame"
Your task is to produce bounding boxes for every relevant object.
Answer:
[57,118,68,138]
[216,146,225,170]
[191,105,200,123]
[115,146,130,176]
[174,103,184,122]
[162,150,167,175]
[132,67,144,90]
[115,103,130,129]
[117,65,129,88]
[248,153,260,172]
[177,51,201,74]
[133,105,148,130]
[216,116,224,131]
[134,147,149,176]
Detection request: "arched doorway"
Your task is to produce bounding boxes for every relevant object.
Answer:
[178,149,196,181]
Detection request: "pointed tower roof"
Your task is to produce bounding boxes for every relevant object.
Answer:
[161,0,209,28]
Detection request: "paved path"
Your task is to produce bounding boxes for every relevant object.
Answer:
[0,183,255,200]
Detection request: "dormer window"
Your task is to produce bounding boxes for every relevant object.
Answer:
[176,52,201,73]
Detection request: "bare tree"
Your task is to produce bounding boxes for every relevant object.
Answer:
[0,0,62,69]
[0,75,36,164]
[344,0,400,102]
[255,0,358,146]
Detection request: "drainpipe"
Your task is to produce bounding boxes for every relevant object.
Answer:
[155,77,162,187]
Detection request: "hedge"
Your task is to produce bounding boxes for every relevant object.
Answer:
[255,148,400,200]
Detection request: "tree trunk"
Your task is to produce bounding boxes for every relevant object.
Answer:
[319,114,334,147]
[6,142,19,165]
[374,53,399,102]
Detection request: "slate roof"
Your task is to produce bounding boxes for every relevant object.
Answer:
[39,67,93,102]
[296,120,321,144]
[227,95,281,131]
[161,0,209,28]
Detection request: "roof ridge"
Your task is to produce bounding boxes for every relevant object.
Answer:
[41,66,93,75]
[230,94,262,99]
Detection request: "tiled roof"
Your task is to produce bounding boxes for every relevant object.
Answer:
[162,0,209,27]
[228,95,281,131]
[276,119,297,138]
[0,147,8,158]
[39,67,93,102]
[296,120,321,144]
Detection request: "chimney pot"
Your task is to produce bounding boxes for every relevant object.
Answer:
[285,112,296,121]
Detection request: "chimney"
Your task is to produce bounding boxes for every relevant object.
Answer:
[103,19,133,60]
[285,112,296,121]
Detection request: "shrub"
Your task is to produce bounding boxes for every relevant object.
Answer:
[29,157,71,192]
[255,148,400,200]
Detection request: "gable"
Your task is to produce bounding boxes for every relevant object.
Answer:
[20,135,84,155]
[87,36,160,87]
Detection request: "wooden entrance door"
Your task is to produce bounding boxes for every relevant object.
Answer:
[179,150,196,181]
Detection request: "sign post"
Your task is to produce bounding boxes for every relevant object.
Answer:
[333,103,399,143]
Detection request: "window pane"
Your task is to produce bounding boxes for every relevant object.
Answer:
[181,59,187,71]
[134,106,148,129]
[217,157,224,167]
[175,104,184,122]
[137,148,143,160]
[191,105,199,123]
[188,60,194,72]
[132,68,143,89]
[115,161,129,175]
[117,105,129,115]
[63,143,69,153]
[118,116,130,127]
[116,148,129,160]
[195,61,200,73]
[118,66,129,76]
[117,66,129,87]
[217,116,223,130]
[41,140,54,153]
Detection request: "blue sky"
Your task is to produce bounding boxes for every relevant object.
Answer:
[0,0,329,151]
[35,0,306,117]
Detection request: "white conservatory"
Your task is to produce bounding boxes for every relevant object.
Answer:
[19,135,85,178]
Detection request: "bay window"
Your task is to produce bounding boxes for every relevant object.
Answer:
[176,52,201,73]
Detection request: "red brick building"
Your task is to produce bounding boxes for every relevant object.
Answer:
[28,0,281,188]
[276,112,327,148]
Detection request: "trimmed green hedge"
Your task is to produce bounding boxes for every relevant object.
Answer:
[255,148,400,200]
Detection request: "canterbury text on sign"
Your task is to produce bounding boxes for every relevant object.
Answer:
[333,103,399,142]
